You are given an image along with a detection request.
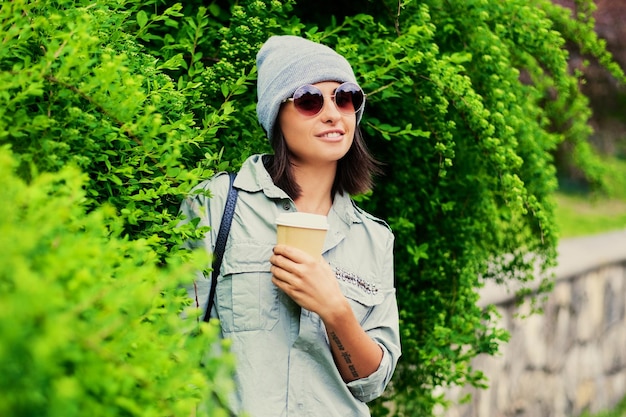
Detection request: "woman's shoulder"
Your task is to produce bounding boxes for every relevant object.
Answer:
[350,200,393,236]
[195,170,232,187]
[187,171,234,204]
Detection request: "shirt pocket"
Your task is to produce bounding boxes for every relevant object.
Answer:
[334,267,385,325]
[217,241,279,333]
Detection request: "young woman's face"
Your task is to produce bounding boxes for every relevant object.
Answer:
[278,81,356,167]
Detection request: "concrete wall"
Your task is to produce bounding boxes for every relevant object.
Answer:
[442,229,626,417]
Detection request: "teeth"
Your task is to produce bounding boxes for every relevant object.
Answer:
[323,132,342,138]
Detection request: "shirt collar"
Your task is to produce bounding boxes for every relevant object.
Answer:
[234,154,289,199]
[234,154,362,226]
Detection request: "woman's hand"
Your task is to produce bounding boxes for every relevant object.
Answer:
[270,244,383,382]
[269,244,346,319]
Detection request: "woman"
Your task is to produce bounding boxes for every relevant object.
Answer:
[181,35,401,417]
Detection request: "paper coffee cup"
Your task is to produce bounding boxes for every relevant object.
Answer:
[276,212,329,257]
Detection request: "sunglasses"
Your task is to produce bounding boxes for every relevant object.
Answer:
[283,82,366,117]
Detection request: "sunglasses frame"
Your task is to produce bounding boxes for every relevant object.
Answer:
[282,82,366,117]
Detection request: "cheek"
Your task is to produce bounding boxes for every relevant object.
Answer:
[278,110,316,149]
[277,109,301,140]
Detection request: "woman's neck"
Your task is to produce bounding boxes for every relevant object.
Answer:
[292,162,336,215]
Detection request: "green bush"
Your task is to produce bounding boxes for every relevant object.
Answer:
[1,0,624,416]
[0,1,237,415]
[0,148,236,416]
[276,1,625,414]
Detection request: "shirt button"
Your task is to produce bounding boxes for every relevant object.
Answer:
[282,201,291,211]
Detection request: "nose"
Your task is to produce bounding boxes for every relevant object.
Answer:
[319,94,342,122]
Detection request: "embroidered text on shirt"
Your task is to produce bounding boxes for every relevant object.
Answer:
[333,266,378,295]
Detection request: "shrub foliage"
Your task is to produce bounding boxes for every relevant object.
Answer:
[0,148,237,417]
[1,0,623,416]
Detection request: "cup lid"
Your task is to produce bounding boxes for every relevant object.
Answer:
[276,212,329,230]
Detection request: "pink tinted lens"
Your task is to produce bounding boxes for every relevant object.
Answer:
[292,85,324,116]
[334,83,364,113]
[291,83,365,116]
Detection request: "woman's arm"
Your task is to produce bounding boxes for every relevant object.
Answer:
[270,244,383,382]
[323,298,384,381]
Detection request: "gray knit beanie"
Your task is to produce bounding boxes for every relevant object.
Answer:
[256,35,363,139]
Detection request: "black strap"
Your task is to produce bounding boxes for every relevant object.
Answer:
[203,172,238,322]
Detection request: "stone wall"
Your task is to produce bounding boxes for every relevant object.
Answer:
[442,229,626,417]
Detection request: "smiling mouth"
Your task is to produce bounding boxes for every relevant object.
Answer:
[320,132,343,138]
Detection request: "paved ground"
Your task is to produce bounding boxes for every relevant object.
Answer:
[556,228,626,278]
[479,228,626,306]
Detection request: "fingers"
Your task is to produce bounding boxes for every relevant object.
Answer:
[269,247,340,314]
[269,255,302,300]
[269,260,291,282]
[269,245,315,290]
[270,244,313,271]
[272,244,308,261]
[269,252,293,277]
[269,247,298,285]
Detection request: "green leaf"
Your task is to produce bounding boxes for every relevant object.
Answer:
[136,11,148,29]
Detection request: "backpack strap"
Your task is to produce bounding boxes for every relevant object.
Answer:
[203,172,238,322]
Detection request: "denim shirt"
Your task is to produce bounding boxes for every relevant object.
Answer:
[180,154,401,417]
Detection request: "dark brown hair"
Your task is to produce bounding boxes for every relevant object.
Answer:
[265,126,382,200]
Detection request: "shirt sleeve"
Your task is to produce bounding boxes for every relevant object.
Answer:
[178,172,232,314]
[346,231,401,403]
